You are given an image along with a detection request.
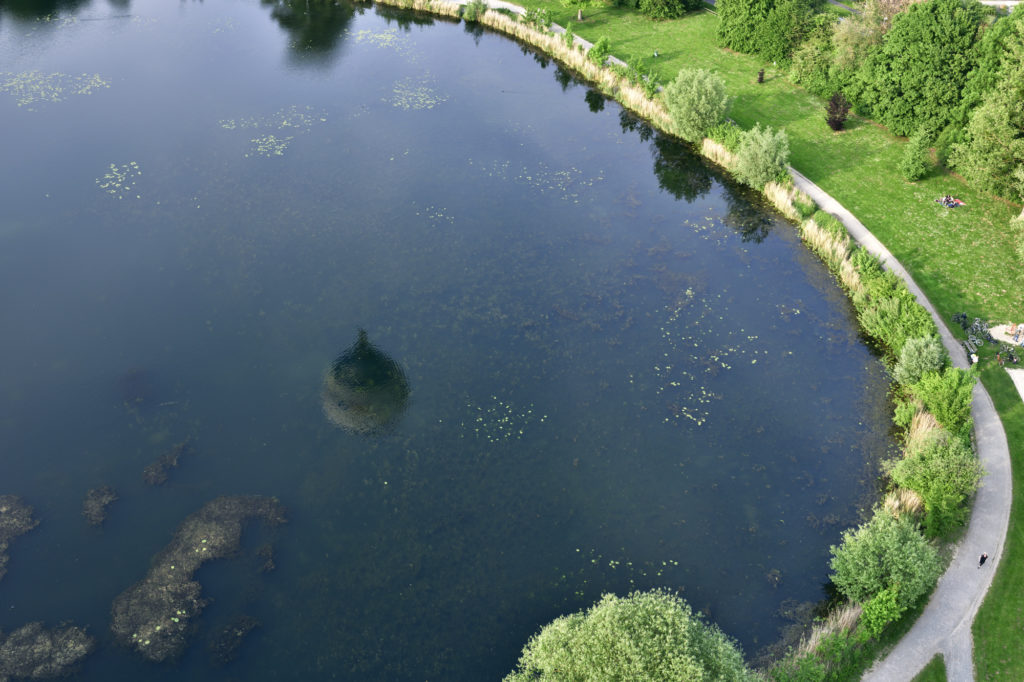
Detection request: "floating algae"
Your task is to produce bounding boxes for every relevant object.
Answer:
[456,397,547,444]
[219,105,327,158]
[0,71,108,108]
[386,75,448,111]
[0,496,39,583]
[0,622,95,682]
[322,330,410,435]
[350,28,412,57]
[110,496,286,662]
[95,161,142,200]
[81,486,118,527]
[467,158,604,202]
[245,134,293,158]
[207,615,260,667]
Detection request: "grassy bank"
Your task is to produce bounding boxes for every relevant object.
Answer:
[912,655,948,682]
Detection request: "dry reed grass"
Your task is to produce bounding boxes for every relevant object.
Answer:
[764,181,801,222]
[906,408,940,453]
[401,0,462,16]
[701,138,735,169]
[797,602,863,658]
[883,488,925,519]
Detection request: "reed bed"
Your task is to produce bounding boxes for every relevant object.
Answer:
[764,181,802,222]
[701,138,736,169]
[397,0,462,17]
[907,408,941,454]
[797,602,863,659]
[883,488,926,519]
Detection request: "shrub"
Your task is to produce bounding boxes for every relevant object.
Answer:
[734,124,790,189]
[563,22,575,49]
[587,36,612,65]
[708,121,743,152]
[899,127,931,181]
[913,366,976,439]
[893,335,946,386]
[825,93,851,131]
[717,0,774,54]
[858,587,905,639]
[503,590,756,681]
[829,511,941,610]
[889,428,983,537]
[462,0,487,21]
[642,71,659,99]
[663,68,730,142]
[523,7,551,29]
[857,291,937,357]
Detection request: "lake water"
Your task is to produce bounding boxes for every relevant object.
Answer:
[0,1,894,679]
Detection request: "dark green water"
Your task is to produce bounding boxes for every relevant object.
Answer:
[0,1,894,678]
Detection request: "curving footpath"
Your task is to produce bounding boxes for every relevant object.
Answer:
[790,169,1012,682]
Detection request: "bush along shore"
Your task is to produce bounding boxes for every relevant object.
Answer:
[365,1,984,677]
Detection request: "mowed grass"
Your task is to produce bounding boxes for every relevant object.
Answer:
[506,1,1024,676]
[912,655,948,682]
[515,3,1022,321]
[972,361,1024,680]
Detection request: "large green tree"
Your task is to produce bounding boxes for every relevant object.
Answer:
[716,0,775,54]
[753,0,818,64]
[504,590,755,681]
[829,512,941,609]
[951,20,1024,200]
[663,68,730,142]
[859,0,983,136]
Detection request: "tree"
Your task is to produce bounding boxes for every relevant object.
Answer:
[859,0,983,136]
[829,511,941,610]
[825,92,852,131]
[717,0,775,54]
[734,124,790,189]
[889,429,983,537]
[951,24,1024,200]
[753,0,817,64]
[663,68,730,142]
[504,590,756,681]
[639,0,702,18]
[561,0,596,21]
[899,127,932,181]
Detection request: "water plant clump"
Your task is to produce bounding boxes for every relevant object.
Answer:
[207,615,260,667]
[81,486,118,527]
[109,495,287,662]
[386,74,448,110]
[0,622,95,681]
[142,438,192,486]
[0,495,39,583]
[322,329,411,435]
[95,161,142,200]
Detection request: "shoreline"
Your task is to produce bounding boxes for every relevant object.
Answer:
[365,1,1013,677]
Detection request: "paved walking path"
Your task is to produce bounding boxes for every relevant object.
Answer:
[790,169,1013,682]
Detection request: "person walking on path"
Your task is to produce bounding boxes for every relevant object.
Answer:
[979,553,988,568]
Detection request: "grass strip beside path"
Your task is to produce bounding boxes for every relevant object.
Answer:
[912,655,948,682]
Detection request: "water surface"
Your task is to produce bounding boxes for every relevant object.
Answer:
[0,1,893,678]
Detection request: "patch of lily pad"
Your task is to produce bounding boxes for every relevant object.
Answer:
[0,72,108,108]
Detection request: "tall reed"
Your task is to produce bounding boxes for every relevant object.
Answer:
[797,602,863,658]
[701,138,736,169]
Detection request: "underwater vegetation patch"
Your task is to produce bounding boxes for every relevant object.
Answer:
[0,71,109,108]
[386,75,448,111]
[0,495,39,583]
[95,161,142,200]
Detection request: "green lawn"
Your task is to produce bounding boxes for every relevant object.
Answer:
[912,654,948,682]
[506,1,1024,677]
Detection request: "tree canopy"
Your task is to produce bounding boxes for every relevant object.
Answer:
[504,590,755,682]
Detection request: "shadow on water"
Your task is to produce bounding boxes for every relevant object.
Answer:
[322,329,411,435]
[260,0,358,67]
[0,0,94,20]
